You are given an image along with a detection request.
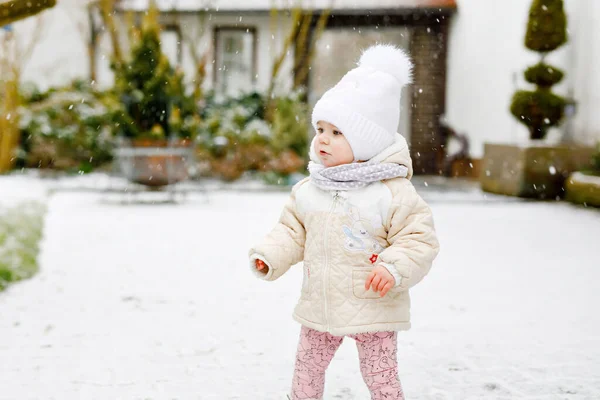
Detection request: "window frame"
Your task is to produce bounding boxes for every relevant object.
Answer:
[212,26,258,93]
[161,23,183,67]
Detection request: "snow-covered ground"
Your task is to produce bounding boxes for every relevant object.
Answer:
[0,174,49,207]
[1,175,599,400]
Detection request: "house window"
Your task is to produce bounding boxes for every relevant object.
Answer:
[160,26,182,67]
[214,27,256,96]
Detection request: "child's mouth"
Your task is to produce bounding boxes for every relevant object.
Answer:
[319,150,330,156]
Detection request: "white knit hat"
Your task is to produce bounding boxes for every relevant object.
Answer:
[311,44,413,161]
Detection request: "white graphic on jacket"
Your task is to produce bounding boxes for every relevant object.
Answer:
[341,203,384,255]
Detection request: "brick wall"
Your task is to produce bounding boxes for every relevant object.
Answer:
[306,12,453,175]
[410,23,449,175]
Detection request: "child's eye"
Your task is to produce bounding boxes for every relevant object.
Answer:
[333,130,342,135]
[317,128,324,134]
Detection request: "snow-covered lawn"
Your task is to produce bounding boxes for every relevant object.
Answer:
[1,176,599,399]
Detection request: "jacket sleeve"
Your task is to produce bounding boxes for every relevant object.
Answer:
[248,181,306,281]
[377,185,440,290]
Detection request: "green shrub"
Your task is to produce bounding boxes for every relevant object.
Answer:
[270,94,309,157]
[112,7,198,140]
[524,63,564,87]
[511,0,568,140]
[510,90,566,140]
[0,202,46,291]
[194,91,309,180]
[198,91,308,158]
[18,80,120,172]
[525,0,567,52]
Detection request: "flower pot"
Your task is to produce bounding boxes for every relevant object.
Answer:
[480,143,596,199]
[115,138,194,187]
[565,172,600,207]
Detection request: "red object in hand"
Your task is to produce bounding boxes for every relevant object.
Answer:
[369,254,378,264]
[255,259,268,271]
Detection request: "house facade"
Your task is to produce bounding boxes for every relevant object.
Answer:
[5,0,600,175]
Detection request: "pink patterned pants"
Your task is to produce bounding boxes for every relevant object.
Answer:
[291,326,404,400]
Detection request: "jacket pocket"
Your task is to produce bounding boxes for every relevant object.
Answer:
[352,267,382,299]
[352,267,401,300]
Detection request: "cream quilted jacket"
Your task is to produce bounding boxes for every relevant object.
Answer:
[249,134,439,335]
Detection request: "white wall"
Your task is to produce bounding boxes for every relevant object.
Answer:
[9,5,294,97]
[570,0,600,146]
[179,13,295,96]
[445,0,579,158]
[7,0,92,90]
[94,12,295,96]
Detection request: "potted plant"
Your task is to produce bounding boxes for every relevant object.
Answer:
[481,0,596,199]
[111,3,200,187]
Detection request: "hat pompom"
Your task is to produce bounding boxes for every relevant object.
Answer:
[358,44,413,87]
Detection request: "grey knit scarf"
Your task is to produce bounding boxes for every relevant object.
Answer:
[308,161,408,191]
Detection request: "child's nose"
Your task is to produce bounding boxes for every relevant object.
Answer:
[319,134,329,145]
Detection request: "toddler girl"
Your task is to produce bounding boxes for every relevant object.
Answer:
[249,44,440,400]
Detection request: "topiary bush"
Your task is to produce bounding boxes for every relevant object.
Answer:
[524,63,564,88]
[510,0,568,140]
[510,90,566,140]
[524,0,567,52]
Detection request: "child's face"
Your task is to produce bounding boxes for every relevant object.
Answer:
[314,121,354,167]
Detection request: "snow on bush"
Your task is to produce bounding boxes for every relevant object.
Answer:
[0,201,46,291]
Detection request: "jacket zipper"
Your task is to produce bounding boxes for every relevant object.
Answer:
[323,190,340,332]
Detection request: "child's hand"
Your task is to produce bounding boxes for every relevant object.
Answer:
[255,259,268,273]
[365,266,396,297]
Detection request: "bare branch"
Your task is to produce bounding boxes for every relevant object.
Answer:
[99,0,123,64]
[266,6,303,102]
[294,8,330,89]
[293,11,313,75]
[180,11,209,100]
[269,0,279,63]
[0,0,56,26]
